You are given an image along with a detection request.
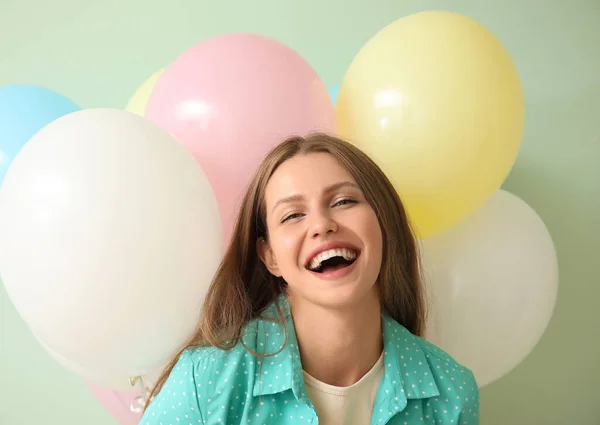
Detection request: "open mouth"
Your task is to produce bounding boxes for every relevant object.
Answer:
[306,248,359,274]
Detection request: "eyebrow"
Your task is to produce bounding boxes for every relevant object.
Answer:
[271,181,360,213]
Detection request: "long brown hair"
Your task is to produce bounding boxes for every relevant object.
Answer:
[145,133,426,407]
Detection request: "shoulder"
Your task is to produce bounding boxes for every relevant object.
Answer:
[164,312,281,389]
[387,316,478,387]
[145,343,256,411]
[415,335,476,381]
[416,335,478,385]
[384,316,477,387]
[179,339,257,380]
[414,334,480,421]
[141,348,210,423]
[142,322,267,424]
[178,330,262,393]
[383,317,480,421]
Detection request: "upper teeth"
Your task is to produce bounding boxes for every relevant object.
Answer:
[308,248,357,271]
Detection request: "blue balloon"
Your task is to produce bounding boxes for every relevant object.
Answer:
[0,85,80,185]
[328,84,340,106]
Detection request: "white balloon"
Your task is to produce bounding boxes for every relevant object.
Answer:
[420,190,558,388]
[0,108,223,389]
[35,334,162,391]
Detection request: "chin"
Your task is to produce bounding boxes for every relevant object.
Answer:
[303,278,375,311]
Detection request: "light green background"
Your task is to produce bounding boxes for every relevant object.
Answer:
[1,0,598,424]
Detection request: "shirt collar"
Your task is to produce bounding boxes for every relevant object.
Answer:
[250,295,312,405]
[250,296,440,412]
[373,314,441,420]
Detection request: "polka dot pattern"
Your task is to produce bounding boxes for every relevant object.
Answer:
[141,296,479,424]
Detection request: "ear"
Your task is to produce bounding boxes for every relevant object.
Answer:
[257,237,282,277]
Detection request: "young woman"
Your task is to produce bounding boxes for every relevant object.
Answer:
[140,133,480,425]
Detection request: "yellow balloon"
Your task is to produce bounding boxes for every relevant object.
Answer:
[125,69,164,115]
[336,11,524,239]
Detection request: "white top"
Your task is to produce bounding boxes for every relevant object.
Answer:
[303,352,385,425]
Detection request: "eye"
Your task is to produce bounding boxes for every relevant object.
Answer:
[333,198,357,207]
[281,212,304,223]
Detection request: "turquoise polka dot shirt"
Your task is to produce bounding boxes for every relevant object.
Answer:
[141,297,480,425]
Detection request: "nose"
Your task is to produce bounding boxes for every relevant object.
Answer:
[310,211,338,238]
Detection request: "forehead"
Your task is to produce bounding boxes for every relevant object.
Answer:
[264,153,356,205]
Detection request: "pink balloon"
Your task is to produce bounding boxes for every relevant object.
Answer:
[145,33,336,243]
[87,382,143,425]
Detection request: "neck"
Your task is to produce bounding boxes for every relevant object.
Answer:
[289,290,383,387]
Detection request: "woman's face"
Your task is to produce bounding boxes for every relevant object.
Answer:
[259,152,383,310]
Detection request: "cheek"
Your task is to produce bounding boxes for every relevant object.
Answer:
[271,228,303,264]
[364,212,384,252]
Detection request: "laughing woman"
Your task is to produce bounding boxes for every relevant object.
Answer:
[141,133,480,425]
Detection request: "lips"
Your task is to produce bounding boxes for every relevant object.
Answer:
[304,242,361,271]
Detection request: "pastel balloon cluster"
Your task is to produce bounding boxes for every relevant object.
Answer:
[328,11,557,389]
[128,33,336,242]
[0,11,558,425]
[0,32,335,424]
[331,11,556,389]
